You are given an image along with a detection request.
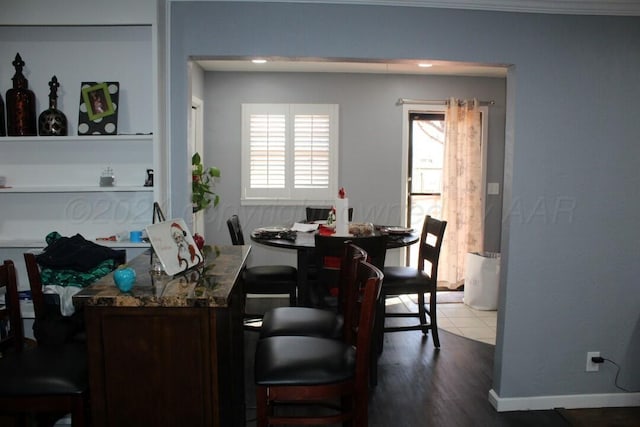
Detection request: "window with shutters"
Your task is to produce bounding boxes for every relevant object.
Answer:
[241,104,339,204]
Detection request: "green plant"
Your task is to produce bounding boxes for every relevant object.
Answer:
[192,152,220,213]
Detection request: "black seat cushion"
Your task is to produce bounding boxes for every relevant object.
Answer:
[382,266,429,293]
[243,265,296,284]
[259,307,343,339]
[255,336,355,386]
[0,342,88,396]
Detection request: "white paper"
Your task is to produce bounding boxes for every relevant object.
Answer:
[291,222,319,232]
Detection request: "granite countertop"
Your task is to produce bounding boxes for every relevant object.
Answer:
[73,245,250,308]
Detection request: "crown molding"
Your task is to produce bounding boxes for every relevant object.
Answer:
[215,0,640,16]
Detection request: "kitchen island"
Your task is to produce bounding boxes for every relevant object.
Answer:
[73,245,249,427]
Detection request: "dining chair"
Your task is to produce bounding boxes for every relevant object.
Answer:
[259,234,387,385]
[305,205,353,222]
[226,215,298,329]
[260,234,387,336]
[24,252,89,345]
[259,240,366,340]
[254,259,383,426]
[378,215,447,350]
[0,259,89,426]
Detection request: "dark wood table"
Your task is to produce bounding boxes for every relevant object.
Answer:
[250,226,419,306]
[73,245,250,427]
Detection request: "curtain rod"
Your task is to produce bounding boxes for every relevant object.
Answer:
[396,98,495,106]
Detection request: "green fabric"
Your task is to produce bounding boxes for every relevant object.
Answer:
[40,259,117,288]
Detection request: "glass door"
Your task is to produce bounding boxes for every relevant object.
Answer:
[406,112,445,266]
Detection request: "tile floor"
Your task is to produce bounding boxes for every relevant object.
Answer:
[389,292,497,345]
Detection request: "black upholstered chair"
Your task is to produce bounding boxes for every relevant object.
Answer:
[0,260,89,426]
[259,234,387,385]
[260,234,387,337]
[226,215,298,328]
[259,239,366,340]
[379,215,447,350]
[254,259,383,426]
[305,205,353,222]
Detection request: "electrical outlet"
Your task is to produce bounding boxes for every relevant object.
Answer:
[586,351,600,372]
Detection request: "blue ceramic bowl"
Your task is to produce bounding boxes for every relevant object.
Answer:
[113,267,136,292]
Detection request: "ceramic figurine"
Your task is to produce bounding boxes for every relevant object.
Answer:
[113,266,136,292]
[38,76,68,136]
[6,53,37,136]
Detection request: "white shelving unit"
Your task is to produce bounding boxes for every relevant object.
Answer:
[0,23,158,292]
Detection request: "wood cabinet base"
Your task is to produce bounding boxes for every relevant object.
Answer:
[85,303,245,427]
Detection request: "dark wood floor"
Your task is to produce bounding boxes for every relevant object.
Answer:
[243,297,569,427]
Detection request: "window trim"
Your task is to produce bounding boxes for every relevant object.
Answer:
[241,103,339,206]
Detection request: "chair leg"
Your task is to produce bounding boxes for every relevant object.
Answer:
[376,296,385,355]
[289,288,297,307]
[354,391,368,427]
[71,394,87,427]
[256,385,268,427]
[429,290,440,348]
[417,293,428,334]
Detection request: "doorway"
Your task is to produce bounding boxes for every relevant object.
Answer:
[406,111,445,266]
[402,102,489,275]
[190,96,204,235]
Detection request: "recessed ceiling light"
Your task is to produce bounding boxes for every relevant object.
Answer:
[418,63,433,68]
[252,59,267,64]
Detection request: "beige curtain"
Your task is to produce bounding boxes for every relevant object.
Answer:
[439,98,483,289]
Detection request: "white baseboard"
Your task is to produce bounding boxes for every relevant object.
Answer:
[489,388,640,412]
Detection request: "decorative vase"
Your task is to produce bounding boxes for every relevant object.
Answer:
[38,76,68,136]
[0,94,5,136]
[6,53,37,136]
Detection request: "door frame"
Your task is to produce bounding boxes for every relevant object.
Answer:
[190,95,204,235]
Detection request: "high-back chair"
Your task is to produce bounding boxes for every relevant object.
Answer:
[311,233,386,308]
[305,205,353,222]
[254,259,383,426]
[0,260,23,354]
[259,240,367,340]
[24,253,87,345]
[259,234,387,385]
[226,215,298,328]
[0,260,89,426]
[379,215,447,350]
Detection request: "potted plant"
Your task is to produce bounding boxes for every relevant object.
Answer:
[192,152,220,213]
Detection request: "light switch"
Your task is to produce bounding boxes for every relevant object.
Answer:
[487,182,500,195]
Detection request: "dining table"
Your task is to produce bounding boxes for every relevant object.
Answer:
[250,224,419,306]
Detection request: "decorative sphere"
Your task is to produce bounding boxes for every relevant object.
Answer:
[113,267,136,292]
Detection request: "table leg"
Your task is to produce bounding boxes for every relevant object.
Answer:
[296,248,314,307]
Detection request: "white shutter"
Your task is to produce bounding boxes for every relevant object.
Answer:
[294,114,330,189]
[249,113,286,189]
[242,104,338,204]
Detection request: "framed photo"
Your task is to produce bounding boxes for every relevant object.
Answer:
[145,218,203,276]
[78,81,119,135]
[82,82,114,121]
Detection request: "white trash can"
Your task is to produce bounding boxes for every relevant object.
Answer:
[463,252,500,310]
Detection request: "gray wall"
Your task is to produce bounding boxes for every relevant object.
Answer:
[169,1,640,404]
[203,71,506,256]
